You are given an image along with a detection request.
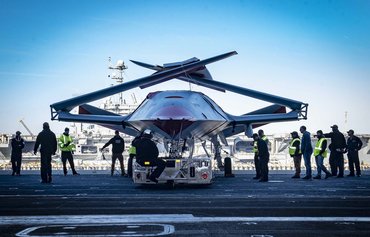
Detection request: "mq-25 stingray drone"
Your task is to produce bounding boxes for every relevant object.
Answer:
[50,51,308,185]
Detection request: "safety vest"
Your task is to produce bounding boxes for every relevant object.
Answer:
[129,146,136,155]
[254,135,268,153]
[314,138,328,158]
[252,141,258,153]
[261,135,268,143]
[289,138,302,156]
[58,134,75,152]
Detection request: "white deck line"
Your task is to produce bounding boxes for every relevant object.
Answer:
[1,214,370,225]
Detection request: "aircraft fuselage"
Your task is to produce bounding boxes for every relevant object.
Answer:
[127,90,230,140]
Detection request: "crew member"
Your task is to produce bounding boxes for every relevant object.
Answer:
[134,130,166,183]
[324,125,346,178]
[58,127,79,176]
[10,131,25,176]
[300,126,313,179]
[128,134,141,178]
[345,129,363,177]
[252,129,268,180]
[253,133,269,182]
[101,130,126,176]
[252,138,260,180]
[34,122,57,183]
[258,129,269,144]
[289,131,302,178]
[313,130,332,179]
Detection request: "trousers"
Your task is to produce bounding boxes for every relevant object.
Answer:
[315,155,330,176]
[347,150,361,175]
[329,150,344,177]
[293,155,302,176]
[254,153,260,178]
[302,151,312,177]
[111,153,124,175]
[61,151,77,175]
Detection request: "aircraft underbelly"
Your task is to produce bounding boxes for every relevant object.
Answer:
[128,119,227,139]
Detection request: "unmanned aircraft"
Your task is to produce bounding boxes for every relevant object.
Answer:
[50,51,308,184]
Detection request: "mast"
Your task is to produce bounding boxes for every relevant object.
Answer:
[108,57,127,106]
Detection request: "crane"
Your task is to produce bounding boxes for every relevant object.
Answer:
[19,119,34,138]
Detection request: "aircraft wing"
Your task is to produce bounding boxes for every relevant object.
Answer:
[221,104,296,138]
[179,75,306,111]
[51,51,237,114]
[57,111,125,125]
[58,104,139,136]
[231,110,299,125]
[131,59,226,92]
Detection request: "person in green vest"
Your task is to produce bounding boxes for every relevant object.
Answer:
[58,127,79,176]
[258,129,269,144]
[127,134,141,178]
[313,130,332,179]
[252,129,269,179]
[252,133,270,182]
[289,131,302,179]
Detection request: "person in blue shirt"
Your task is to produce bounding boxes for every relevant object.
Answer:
[345,129,363,177]
[300,126,313,179]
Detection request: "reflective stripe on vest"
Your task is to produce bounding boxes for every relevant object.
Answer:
[289,138,301,156]
[261,135,268,143]
[314,138,328,158]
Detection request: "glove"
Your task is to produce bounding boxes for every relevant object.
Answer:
[71,151,74,155]
[34,151,37,155]
[65,141,70,147]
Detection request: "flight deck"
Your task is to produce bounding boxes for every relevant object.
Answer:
[1,170,370,236]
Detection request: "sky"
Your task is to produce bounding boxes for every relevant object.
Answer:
[0,0,369,136]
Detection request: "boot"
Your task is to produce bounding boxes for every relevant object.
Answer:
[325,173,332,179]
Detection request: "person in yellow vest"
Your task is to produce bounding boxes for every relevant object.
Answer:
[58,127,79,176]
[252,133,270,182]
[289,131,302,178]
[258,129,269,145]
[252,130,269,179]
[313,130,332,179]
[128,134,141,178]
